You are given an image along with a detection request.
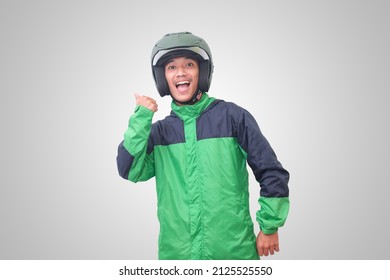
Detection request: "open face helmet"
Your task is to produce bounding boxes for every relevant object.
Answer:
[151,32,214,99]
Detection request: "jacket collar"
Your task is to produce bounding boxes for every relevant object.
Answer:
[171,93,215,120]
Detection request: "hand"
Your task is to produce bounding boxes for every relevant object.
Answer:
[134,93,158,112]
[256,231,280,257]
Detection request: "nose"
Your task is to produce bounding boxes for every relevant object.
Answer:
[176,65,187,77]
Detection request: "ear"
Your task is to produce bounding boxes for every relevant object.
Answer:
[154,66,171,97]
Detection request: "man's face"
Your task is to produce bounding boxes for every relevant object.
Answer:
[164,57,199,103]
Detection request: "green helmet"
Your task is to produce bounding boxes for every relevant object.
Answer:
[151,32,214,98]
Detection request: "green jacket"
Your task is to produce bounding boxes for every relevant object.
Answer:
[117,93,290,260]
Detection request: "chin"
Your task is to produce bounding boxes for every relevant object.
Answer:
[172,92,193,102]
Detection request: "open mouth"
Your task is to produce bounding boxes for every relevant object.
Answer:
[176,81,190,92]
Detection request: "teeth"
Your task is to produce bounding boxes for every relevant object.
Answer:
[176,81,190,85]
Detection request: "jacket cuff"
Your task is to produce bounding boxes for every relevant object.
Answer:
[134,105,155,116]
[259,226,278,235]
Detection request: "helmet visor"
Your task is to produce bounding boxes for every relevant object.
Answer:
[152,47,210,66]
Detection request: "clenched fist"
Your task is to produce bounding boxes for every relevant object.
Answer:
[134,93,158,113]
[256,231,280,257]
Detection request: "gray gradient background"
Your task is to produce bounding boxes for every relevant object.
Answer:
[0,0,389,260]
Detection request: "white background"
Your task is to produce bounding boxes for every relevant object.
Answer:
[0,0,389,259]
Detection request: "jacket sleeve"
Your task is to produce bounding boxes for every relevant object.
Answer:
[116,105,155,182]
[235,107,290,234]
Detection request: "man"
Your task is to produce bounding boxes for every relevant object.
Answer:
[117,32,290,260]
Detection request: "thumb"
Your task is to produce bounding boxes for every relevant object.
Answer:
[134,93,142,103]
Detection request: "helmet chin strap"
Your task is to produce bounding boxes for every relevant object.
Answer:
[171,90,203,106]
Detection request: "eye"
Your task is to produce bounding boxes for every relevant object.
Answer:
[166,65,176,70]
[186,62,194,67]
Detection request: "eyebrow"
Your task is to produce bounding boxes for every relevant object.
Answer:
[165,57,197,65]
